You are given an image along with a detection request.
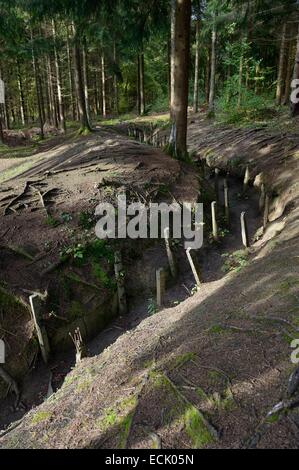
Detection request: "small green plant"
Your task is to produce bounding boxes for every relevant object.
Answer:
[61,212,72,223]
[221,250,249,273]
[79,210,96,230]
[45,215,60,227]
[147,297,158,315]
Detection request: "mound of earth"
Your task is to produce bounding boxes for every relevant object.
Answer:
[0,118,298,449]
[0,127,199,403]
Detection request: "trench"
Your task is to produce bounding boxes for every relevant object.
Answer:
[0,156,262,432]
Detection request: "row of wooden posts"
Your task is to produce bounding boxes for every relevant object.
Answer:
[29,165,271,365]
[127,125,168,148]
[156,165,271,308]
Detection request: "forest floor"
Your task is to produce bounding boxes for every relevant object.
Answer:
[0,113,299,448]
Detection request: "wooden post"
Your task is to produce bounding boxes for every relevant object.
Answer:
[224,178,230,226]
[263,194,270,230]
[156,268,166,308]
[241,211,249,248]
[164,227,177,278]
[214,168,220,202]
[29,294,50,364]
[211,201,218,241]
[259,183,265,213]
[114,251,127,315]
[243,165,250,192]
[186,248,201,286]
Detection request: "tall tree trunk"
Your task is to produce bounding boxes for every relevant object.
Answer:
[82,41,90,123]
[72,23,91,131]
[205,48,210,103]
[283,42,294,105]
[16,61,26,126]
[291,25,299,116]
[101,53,106,117]
[170,0,176,118]
[237,49,244,108]
[137,55,141,114]
[139,52,145,115]
[193,17,200,113]
[113,42,119,115]
[52,20,66,133]
[31,29,44,139]
[46,56,58,127]
[170,0,191,157]
[208,16,217,112]
[66,29,76,121]
[276,23,287,105]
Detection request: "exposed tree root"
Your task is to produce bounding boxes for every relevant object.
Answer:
[3,181,29,215]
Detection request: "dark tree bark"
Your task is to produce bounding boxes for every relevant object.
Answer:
[193,16,200,113]
[208,15,217,112]
[31,29,44,139]
[290,24,299,117]
[101,52,106,117]
[170,0,191,157]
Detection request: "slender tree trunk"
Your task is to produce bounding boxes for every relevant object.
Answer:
[72,23,91,131]
[16,61,26,126]
[170,0,191,157]
[113,42,119,115]
[291,25,299,116]
[276,23,287,105]
[66,28,76,121]
[101,53,106,117]
[170,0,176,119]
[139,52,145,115]
[254,63,260,95]
[208,16,217,112]
[193,18,200,113]
[31,29,44,139]
[52,20,66,133]
[205,48,210,103]
[237,51,244,108]
[46,56,57,127]
[82,41,90,123]
[283,43,294,105]
[137,55,141,114]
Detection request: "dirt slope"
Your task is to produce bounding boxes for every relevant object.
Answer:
[0,118,299,449]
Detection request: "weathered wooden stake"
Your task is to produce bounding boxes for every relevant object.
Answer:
[224,178,230,226]
[186,248,201,286]
[29,294,50,364]
[259,183,265,213]
[211,201,219,242]
[69,328,87,365]
[263,194,270,230]
[156,268,166,308]
[114,251,127,315]
[240,211,249,248]
[243,165,250,192]
[214,168,220,202]
[164,227,177,278]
